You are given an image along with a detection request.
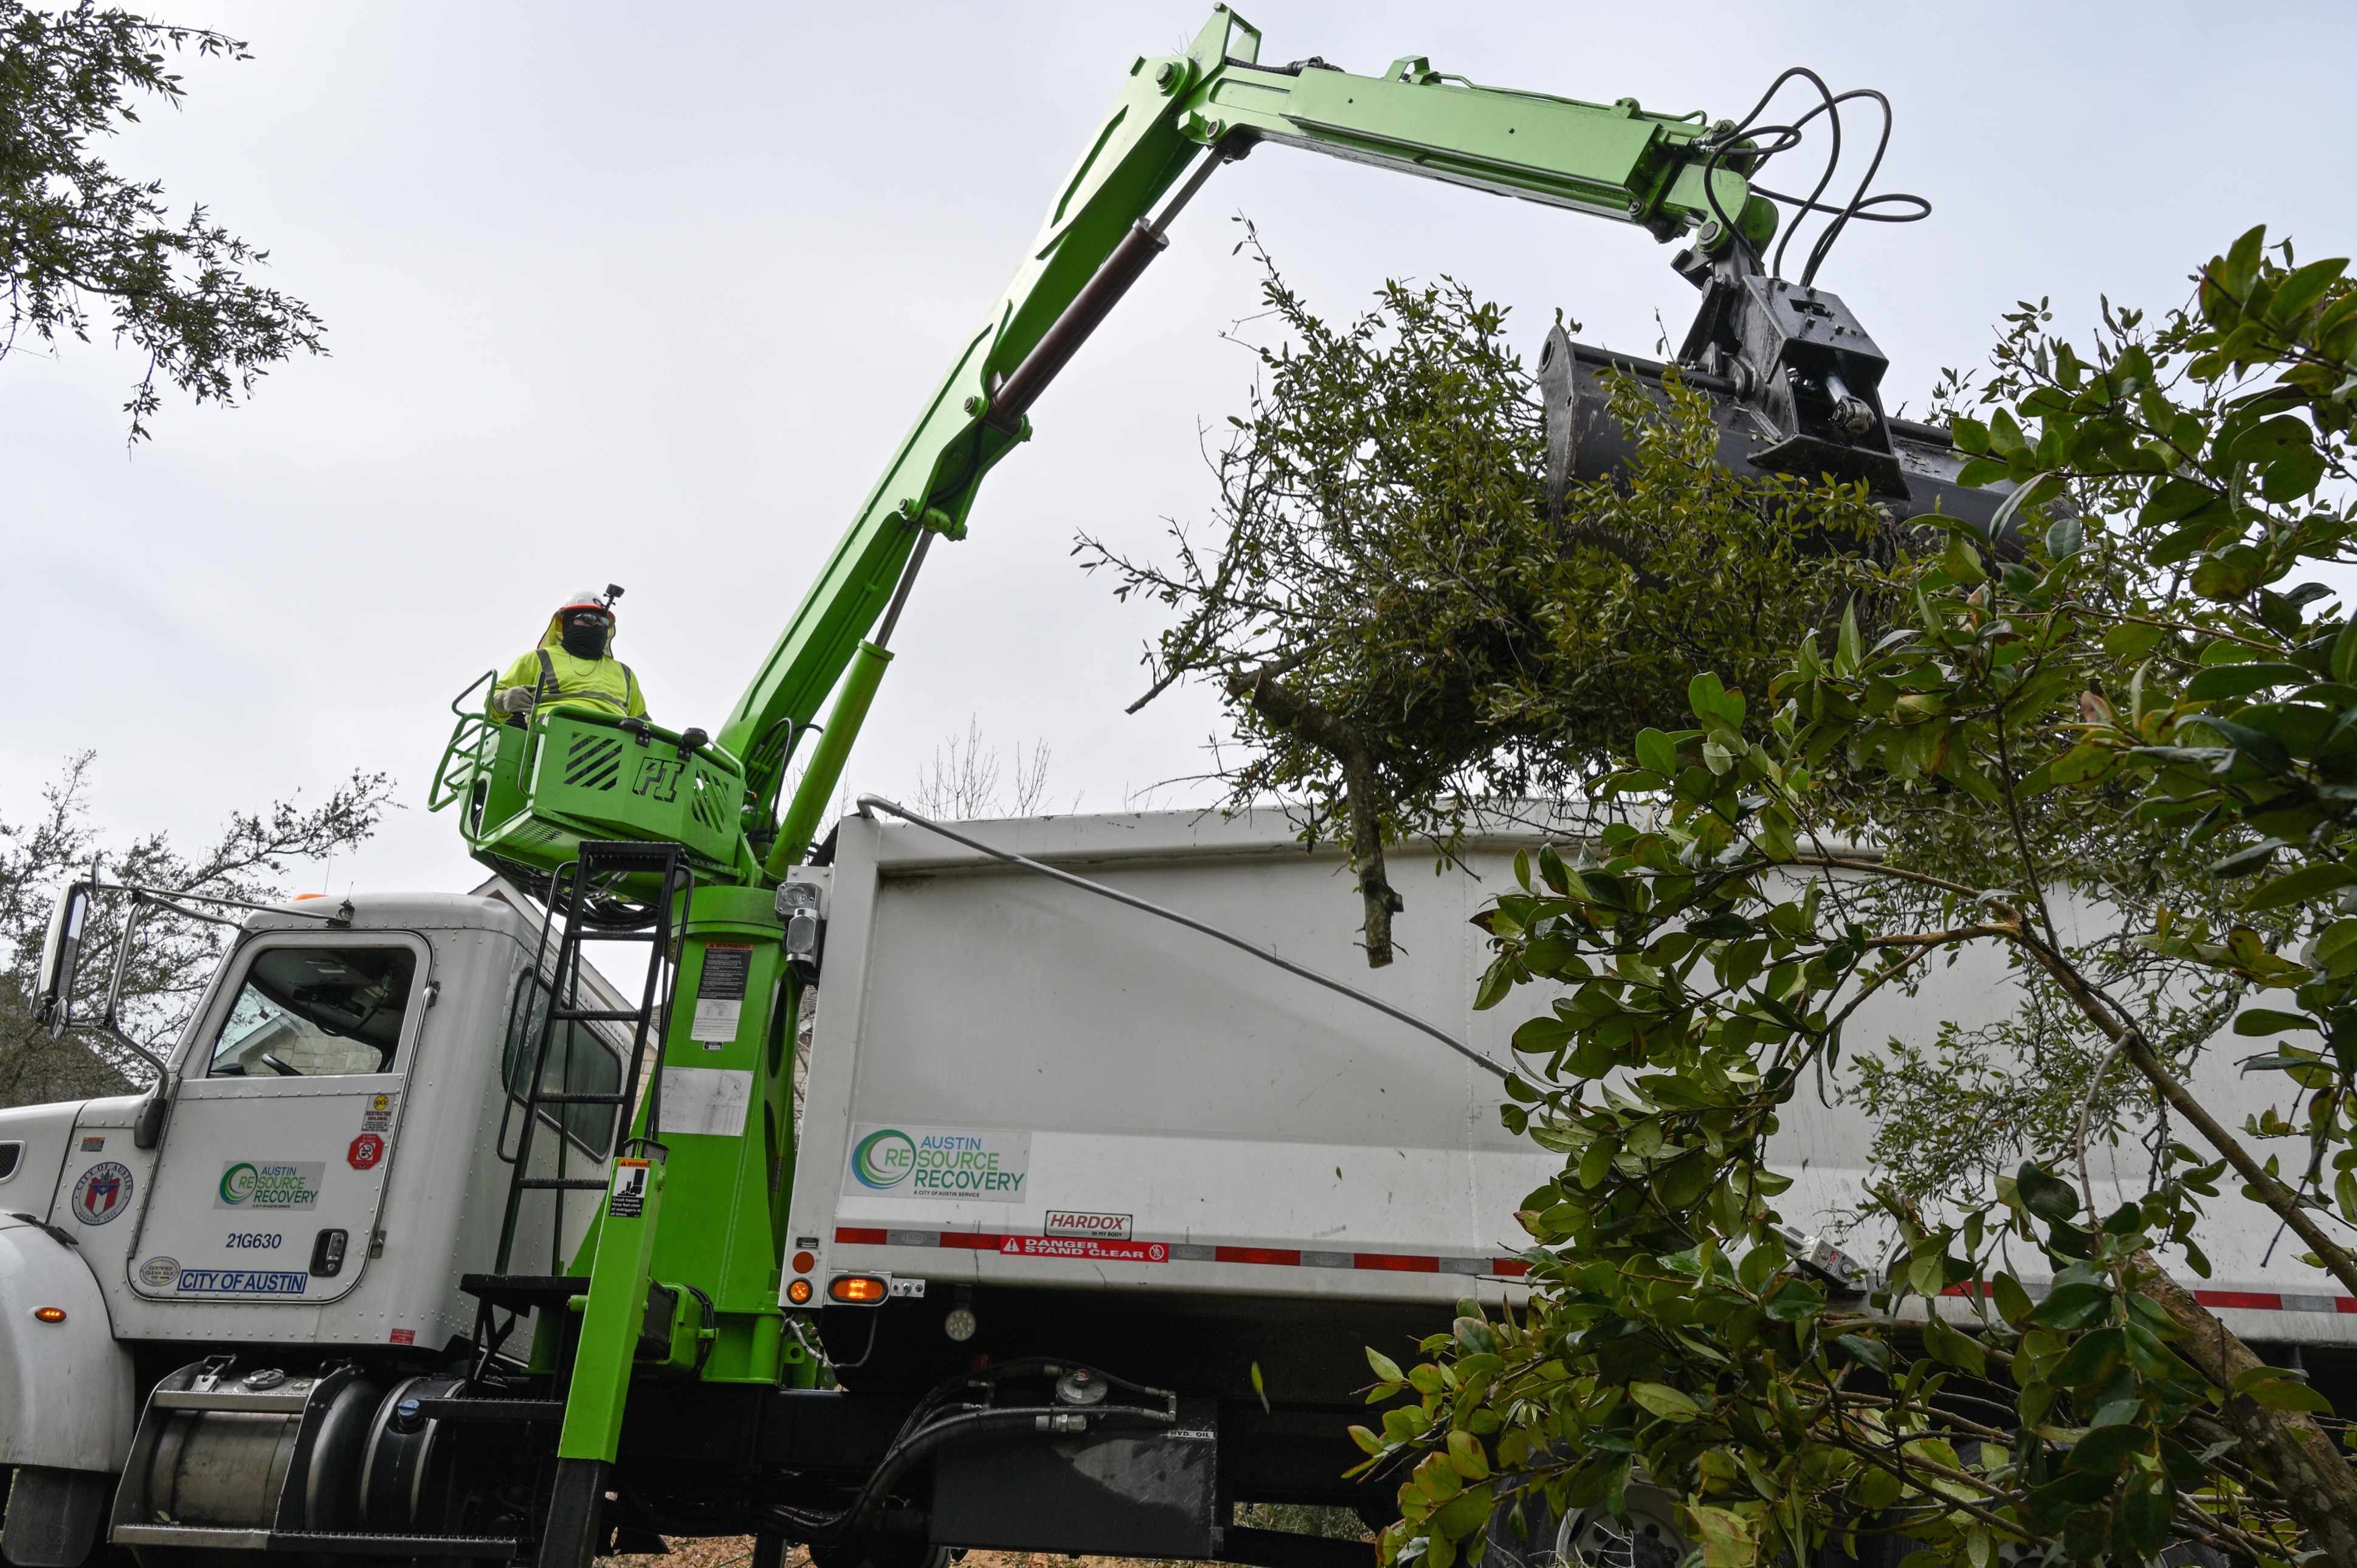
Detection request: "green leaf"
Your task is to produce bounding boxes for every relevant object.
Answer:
[2183,662,2312,701]
[2046,515,2085,560]
[1446,1429,1491,1480]
[2064,1422,2148,1476]
[1837,602,1863,674]
[1634,727,1679,774]
[2049,741,2117,786]
[2334,616,2357,686]
[1367,1347,1405,1384]
[2272,257,2349,324]
[1688,672,1745,731]
[2234,1008,2321,1036]
[2244,862,2357,912]
[2031,1281,2111,1332]
[1992,1272,2034,1328]
[2103,621,2168,661]
[2210,838,2290,878]
[2049,1326,2127,1389]
[2243,1376,2333,1412]
[1627,1381,1701,1422]
[2191,545,2272,602]
[2017,1161,2081,1222]
[1833,1333,1889,1374]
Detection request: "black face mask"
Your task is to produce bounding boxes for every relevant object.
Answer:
[561,619,609,660]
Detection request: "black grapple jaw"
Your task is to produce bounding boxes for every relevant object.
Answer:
[1542,247,2019,540]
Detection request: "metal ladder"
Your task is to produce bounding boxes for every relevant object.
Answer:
[466,839,691,1377]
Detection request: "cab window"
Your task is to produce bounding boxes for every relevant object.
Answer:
[208,946,418,1078]
[503,974,625,1155]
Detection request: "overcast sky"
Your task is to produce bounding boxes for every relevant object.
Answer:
[5,1,2352,898]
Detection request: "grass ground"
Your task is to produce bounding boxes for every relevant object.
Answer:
[596,1505,1375,1568]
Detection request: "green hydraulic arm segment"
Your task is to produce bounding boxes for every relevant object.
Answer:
[717,3,1778,870]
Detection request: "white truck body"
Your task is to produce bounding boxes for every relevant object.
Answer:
[790,806,2355,1348]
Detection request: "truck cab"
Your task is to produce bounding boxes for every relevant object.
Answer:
[0,887,628,1566]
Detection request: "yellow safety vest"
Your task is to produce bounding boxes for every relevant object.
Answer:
[491,644,647,723]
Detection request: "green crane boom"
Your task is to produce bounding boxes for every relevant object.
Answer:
[434,7,1777,885]
[715,6,1776,872]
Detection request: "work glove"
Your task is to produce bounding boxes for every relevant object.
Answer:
[493,686,538,715]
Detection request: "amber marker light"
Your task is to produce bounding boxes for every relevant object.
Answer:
[828,1274,888,1305]
[785,1279,814,1305]
[32,1307,66,1324]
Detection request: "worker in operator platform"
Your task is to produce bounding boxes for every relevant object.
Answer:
[488,588,650,726]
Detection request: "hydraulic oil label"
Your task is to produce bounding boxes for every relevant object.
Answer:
[841,1125,1030,1203]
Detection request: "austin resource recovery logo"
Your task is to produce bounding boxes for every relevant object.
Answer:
[851,1129,916,1190]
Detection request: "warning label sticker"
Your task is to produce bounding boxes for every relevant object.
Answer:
[691,944,752,1044]
[999,1236,1167,1263]
[609,1158,650,1219]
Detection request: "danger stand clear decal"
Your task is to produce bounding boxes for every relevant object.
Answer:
[842,1125,1030,1203]
[1001,1236,1167,1262]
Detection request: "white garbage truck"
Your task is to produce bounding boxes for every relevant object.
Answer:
[3,805,2349,1568]
[7,12,2328,1568]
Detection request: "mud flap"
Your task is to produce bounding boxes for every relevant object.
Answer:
[2,1467,111,1568]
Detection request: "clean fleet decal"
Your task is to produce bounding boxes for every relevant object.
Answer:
[841,1124,1030,1203]
[214,1161,324,1211]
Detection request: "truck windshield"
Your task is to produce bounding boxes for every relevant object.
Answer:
[207,945,417,1077]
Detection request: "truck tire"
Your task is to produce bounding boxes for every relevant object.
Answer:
[1553,1484,1689,1568]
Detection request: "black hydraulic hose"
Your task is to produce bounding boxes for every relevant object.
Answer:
[855,796,1512,1082]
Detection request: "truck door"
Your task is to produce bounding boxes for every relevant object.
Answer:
[128,932,430,1306]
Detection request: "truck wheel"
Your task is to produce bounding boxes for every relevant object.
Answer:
[1555,1484,1689,1568]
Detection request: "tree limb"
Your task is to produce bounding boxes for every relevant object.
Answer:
[1224,664,1403,966]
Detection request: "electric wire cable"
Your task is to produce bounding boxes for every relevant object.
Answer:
[855,796,1511,1081]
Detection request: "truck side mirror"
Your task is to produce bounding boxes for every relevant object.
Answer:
[34,882,93,1041]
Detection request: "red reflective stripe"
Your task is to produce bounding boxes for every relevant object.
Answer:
[937,1233,1004,1251]
[2194,1290,2282,1310]
[2340,1298,2357,1315]
[845,1229,1533,1281]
